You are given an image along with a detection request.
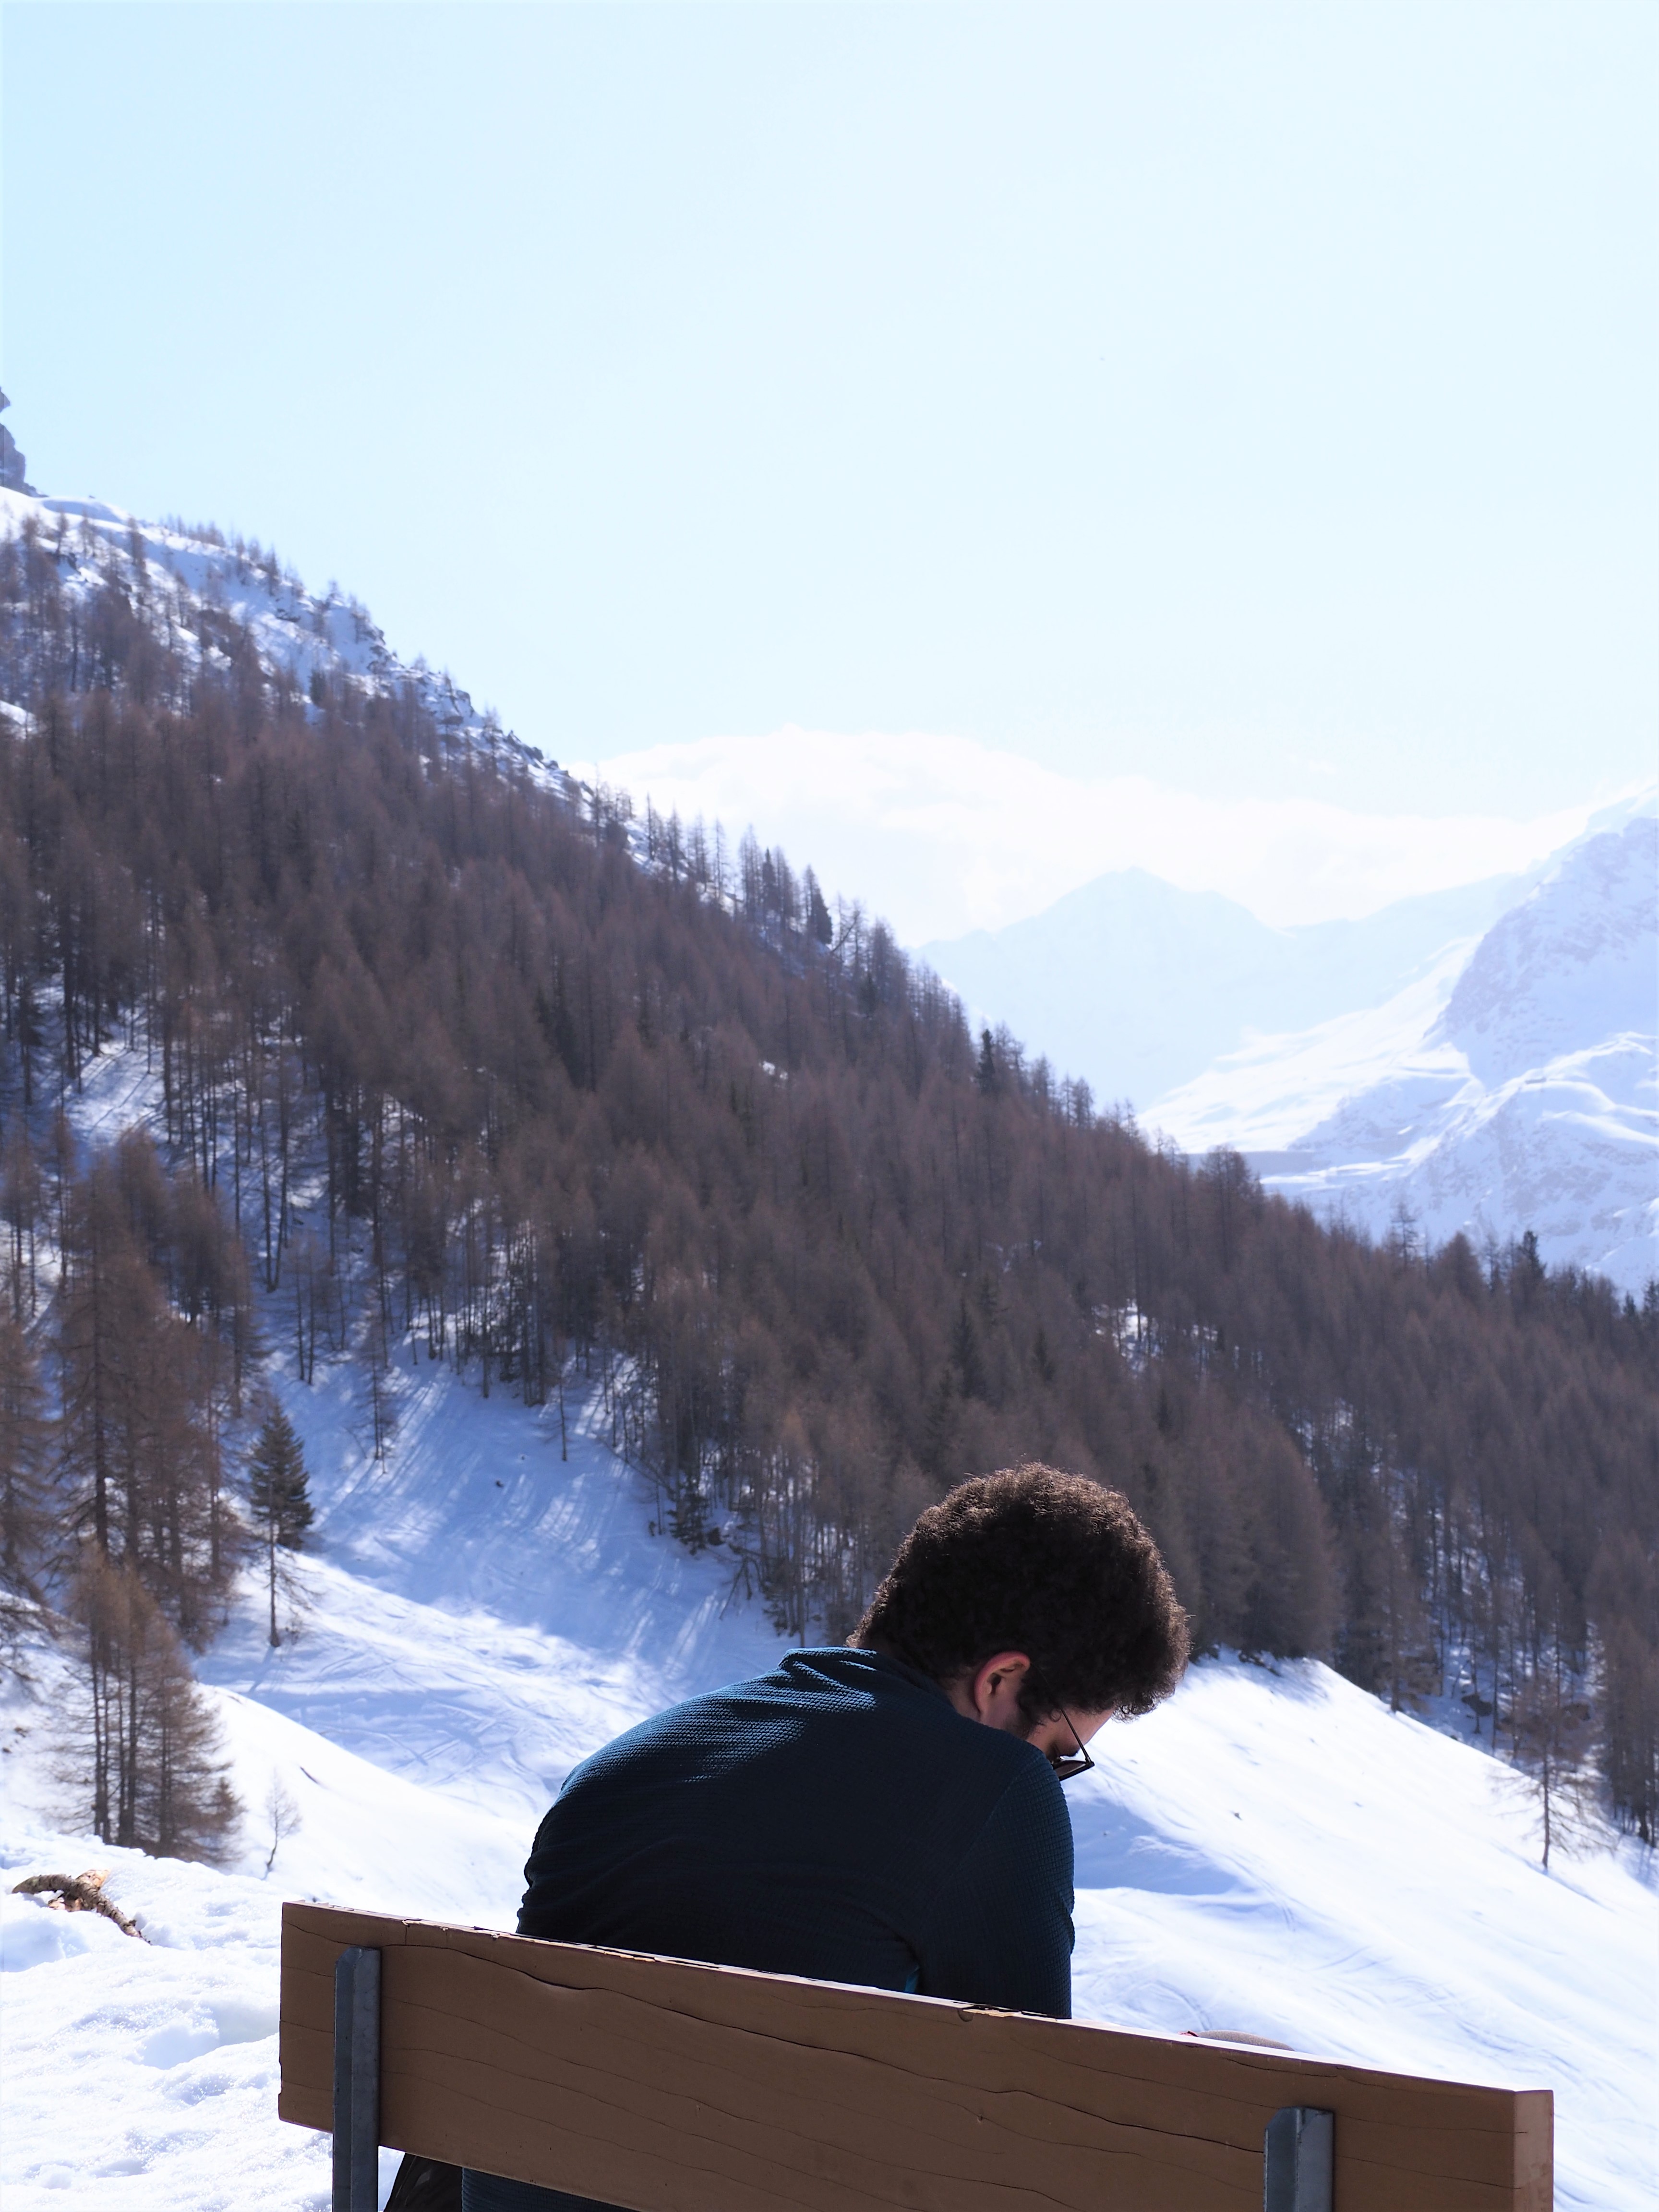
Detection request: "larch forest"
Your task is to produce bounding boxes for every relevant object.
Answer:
[0,503,1654,1857]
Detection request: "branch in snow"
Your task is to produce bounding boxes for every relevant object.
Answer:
[11,1869,147,1940]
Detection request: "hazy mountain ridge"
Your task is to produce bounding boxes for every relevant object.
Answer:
[922,867,1528,1110]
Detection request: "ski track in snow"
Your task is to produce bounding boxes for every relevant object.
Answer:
[3,1349,1655,2210]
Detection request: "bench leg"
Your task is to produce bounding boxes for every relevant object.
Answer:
[1263,2104,1333,2212]
[333,1945,382,2212]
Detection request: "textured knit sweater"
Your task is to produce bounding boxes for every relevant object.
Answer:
[461,1646,1075,2212]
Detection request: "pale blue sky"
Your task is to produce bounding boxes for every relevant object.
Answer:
[3,3,1655,858]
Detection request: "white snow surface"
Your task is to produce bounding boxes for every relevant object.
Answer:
[3,1347,1656,2210]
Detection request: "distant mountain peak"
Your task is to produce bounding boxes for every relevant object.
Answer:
[1237,812,1657,1288]
[1433,816,1658,1085]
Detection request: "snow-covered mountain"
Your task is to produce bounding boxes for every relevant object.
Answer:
[9,469,1646,1287]
[3,1318,1655,2212]
[1153,807,1658,1289]
[0,484,551,779]
[925,797,1657,1289]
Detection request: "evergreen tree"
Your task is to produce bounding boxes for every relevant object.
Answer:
[805,871,834,947]
[950,1298,985,1401]
[247,1405,312,1647]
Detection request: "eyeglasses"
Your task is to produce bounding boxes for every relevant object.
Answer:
[1027,1666,1095,1783]
[1047,1710,1096,1783]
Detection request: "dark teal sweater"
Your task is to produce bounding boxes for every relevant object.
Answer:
[463,1647,1075,2212]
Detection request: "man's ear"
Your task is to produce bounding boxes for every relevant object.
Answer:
[968,1650,1033,1723]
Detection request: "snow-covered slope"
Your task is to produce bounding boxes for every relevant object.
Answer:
[1153,810,1659,1288]
[0,484,550,777]
[1439,811,1655,1087]
[3,1329,1656,2211]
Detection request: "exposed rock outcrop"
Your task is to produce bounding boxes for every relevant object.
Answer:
[0,390,34,495]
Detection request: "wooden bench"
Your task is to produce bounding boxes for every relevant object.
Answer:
[279,1902,1552,2212]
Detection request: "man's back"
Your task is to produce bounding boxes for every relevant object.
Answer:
[518,1646,1075,2019]
[458,1467,1189,2212]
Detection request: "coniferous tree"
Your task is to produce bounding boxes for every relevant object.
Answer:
[1511,1670,1595,1869]
[975,1027,998,1094]
[805,871,834,947]
[246,1405,312,1647]
[1,1129,40,1320]
[71,1552,238,1859]
[55,1157,238,1644]
[0,1311,47,1620]
[1591,1537,1659,1843]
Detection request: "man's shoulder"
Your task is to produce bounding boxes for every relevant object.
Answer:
[554,1646,1062,1836]
[565,1647,975,1787]
[650,1645,952,1739]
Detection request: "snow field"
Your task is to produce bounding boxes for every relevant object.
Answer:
[0,1832,343,2211]
[2,1349,1655,2209]
[1068,1663,1658,2208]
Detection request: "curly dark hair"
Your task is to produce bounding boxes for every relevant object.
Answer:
[852,1464,1189,1719]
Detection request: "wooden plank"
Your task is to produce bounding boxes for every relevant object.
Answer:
[279,1903,1552,2212]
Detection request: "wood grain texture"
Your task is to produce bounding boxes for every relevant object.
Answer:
[279,1903,1552,2212]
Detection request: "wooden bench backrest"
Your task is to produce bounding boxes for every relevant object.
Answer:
[279,1901,1552,2212]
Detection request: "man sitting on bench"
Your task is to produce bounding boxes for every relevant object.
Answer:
[459,1462,1190,2212]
